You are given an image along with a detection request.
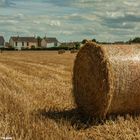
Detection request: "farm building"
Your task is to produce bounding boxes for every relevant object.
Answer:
[0,36,5,48]
[9,36,37,50]
[41,37,59,48]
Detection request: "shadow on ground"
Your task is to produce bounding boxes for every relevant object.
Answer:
[35,108,140,130]
[36,108,102,130]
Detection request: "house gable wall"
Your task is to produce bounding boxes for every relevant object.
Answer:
[41,39,47,47]
[9,38,14,47]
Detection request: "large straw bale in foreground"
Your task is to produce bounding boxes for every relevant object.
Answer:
[73,42,140,118]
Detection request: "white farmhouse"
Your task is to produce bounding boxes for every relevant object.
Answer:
[41,37,59,48]
[9,36,37,50]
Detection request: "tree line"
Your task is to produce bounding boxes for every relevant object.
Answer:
[82,37,140,44]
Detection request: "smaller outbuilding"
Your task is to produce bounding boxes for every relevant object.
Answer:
[41,37,59,48]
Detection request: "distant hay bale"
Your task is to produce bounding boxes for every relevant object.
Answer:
[73,42,140,119]
[58,50,65,54]
[70,49,78,53]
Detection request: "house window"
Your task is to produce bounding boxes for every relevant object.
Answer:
[27,42,29,46]
[22,42,24,46]
[15,42,17,46]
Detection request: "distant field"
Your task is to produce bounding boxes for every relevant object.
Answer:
[0,51,140,140]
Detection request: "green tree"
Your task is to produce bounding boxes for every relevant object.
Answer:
[31,45,35,49]
[82,39,88,44]
[75,42,80,50]
[128,37,140,44]
[132,37,140,43]
[92,38,96,42]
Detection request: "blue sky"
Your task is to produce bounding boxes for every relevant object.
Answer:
[0,0,140,42]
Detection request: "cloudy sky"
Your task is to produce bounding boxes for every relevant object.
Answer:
[0,0,140,42]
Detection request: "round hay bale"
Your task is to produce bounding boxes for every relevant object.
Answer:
[70,49,78,53]
[58,49,65,54]
[73,42,140,119]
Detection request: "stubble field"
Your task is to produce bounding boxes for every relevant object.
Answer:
[0,51,140,140]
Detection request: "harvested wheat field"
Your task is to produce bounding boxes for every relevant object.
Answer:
[0,51,140,140]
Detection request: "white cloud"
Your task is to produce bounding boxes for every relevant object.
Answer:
[123,1,138,7]
[106,11,125,18]
[33,20,40,25]
[49,20,61,27]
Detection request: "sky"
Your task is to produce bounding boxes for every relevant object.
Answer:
[0,0,140,42]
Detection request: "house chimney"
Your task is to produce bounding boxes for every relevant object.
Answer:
[45,33,47,39]
[17,32,19,38]
[33,34,36,38]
